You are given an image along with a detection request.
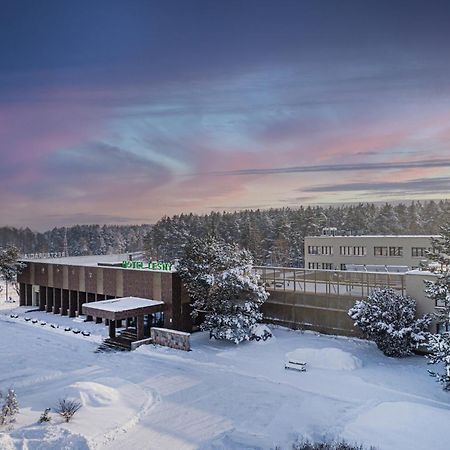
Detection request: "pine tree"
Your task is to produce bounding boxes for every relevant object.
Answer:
[0,388,19,426]
[176,236,269,343]
[0,246,24,302]
[348,288,430,357]
[423,225,450,389]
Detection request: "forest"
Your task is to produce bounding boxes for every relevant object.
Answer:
[144,200,450,267]
[1,200,449,267]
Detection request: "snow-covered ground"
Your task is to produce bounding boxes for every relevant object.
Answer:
[1,307,450,449]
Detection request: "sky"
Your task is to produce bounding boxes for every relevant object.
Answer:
[1,0,450,230]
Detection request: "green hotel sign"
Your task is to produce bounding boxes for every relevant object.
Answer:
[122,260,174,271]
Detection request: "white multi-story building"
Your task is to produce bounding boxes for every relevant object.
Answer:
[304,234,438,272]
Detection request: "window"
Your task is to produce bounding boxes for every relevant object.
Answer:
[374,246,388,256]
[340,246,352,256]
[308,262,320,269]
[308,246,319,255]
[321,263,333,270]
[412,247,427,257]
[308,245,333,255]
[353,246,366,256]
[340,263,347,270]
[389,247,403,257]
[436,322,450,334]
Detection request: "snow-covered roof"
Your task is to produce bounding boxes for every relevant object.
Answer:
[82,296,164,313]
[21,253,131,267]
[81,296,165,319]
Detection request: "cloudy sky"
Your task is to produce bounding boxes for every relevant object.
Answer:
[1,0,450,230]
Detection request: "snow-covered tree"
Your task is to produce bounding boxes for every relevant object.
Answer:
[0,245,24,302]
[176,236,269,344]
[349,288,431,357]
[423,225,450,389]
[0,388,19,426]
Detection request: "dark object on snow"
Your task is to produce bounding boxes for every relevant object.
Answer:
[64,327,71,332]
[82,331,90,337]
[24,317,31,321]
[250,324,272,342]
[285,360,307,372]
[50,324,59,329]
[31,319,38,324]
[72,329,80,334]
[40,321,46,326]
[38,408,51,423]
[9,314,18,319]
[54,398,82,423]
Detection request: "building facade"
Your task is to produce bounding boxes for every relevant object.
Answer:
[304,235,437,271]
[17,255,193,332]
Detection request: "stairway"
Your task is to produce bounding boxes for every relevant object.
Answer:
[96,328,141,352]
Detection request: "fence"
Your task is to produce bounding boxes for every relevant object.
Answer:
[254,266,405,298]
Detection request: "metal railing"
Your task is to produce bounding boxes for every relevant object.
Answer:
[253,266,405,298]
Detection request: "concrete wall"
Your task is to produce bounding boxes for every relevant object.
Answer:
[262,290,361,336]
[305,235,436,270]
[150,327,191,351]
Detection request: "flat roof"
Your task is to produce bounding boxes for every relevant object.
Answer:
[81,296,165,320]
[21,253,133,267]
[305,235,438,239]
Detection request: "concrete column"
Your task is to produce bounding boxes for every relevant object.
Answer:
[39,286,46,311]
[61,289,69,316]
[69,291,77,317]
[26,284,32,306]
[126,318,131,328]
[96,317,102,324]
[109,320,116,339]
[136,315,144,340]
[46,288,54,313]
[19,283,26,306]
[53,289,61,314]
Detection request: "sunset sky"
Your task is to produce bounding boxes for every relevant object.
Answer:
[1,0,450,230]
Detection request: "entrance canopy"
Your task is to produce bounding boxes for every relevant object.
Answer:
[82,296,166,341]
[82,296,165,321]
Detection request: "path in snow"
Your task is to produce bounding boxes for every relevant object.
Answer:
[1,312,450,449]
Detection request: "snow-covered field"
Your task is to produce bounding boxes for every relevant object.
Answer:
[1,306,450,449]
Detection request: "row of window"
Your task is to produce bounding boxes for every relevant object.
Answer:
[308,262,333,270]
[307,245,429,257]
[307,245,333,255]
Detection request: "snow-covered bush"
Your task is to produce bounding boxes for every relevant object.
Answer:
[0,388,19,426]
[292,439,376,450]
[348,288,430,357]
[250,323,272,341]
[38,408,51,423]
[177,236,269,344]
[55,398,82,423]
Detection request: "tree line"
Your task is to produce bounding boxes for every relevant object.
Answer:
[0,224,152,256]
[145,200,450,266]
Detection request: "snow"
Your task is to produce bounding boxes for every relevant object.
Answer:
[286,348,363,371]
[82,297,164,313]
[1,309,450,449]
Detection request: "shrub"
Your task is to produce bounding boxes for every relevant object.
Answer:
[292,439,376,449]
[38,408,52,423]
[349,288,431,357]
[54,398,82,423]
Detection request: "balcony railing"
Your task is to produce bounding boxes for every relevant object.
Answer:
[253,266,405,297]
